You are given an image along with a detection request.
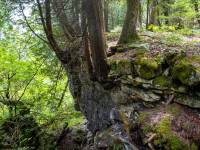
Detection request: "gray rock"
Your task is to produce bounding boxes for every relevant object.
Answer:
[175,94,200,108]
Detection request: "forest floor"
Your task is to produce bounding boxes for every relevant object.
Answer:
[107,31,200,57]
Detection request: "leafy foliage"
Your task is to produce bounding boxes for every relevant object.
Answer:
[0,20,83,149]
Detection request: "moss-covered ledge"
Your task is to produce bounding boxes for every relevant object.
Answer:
[107,44,200,108]
[138,104,200,150]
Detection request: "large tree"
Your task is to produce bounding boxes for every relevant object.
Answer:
[30,0,112,133]
[118,0,140,44]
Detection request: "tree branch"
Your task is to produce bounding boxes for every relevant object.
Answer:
[19,1,49,44]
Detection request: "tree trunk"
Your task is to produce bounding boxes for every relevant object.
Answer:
[138,1,143,28]
[104,0,109,32]
[118,0,140,44]
[72,0,81,32]
[146,0,150,29]
[85,0,109,81]
[148,0,160,26]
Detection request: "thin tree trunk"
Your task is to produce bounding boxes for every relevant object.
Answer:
[104,0,109,32]
[148,0,160,26]
[81,0,94,79]
[85,0,108,81]
[138,0,143,28]
[118,0,140,44]
[146,0,150,29]
[72,0,81,32]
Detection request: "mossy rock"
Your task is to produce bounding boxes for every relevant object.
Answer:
[153,75,171,89]
[138,105,199,150]
[134,56,162,80]
[132,77,153,87]
[174,94,200,108]
[163,50,181,65]
[171,56,200,86]
[94,128,125,149]
[153,116,191,150]
[111,43,149,53]
[108,58,133,75]
[131,88,161,102]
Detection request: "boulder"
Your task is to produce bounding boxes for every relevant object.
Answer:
[108,58,133,76]
[171,56,200,86]
[134,56,162,80]
[111,85,161,105]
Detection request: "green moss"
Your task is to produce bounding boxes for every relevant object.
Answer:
[172,60,195,85]
[138,112,153,134]
[153,75,171,88]
[172,56,200,86]
[138,107,197,150]
[115,42,149,52]
[113,144,124,150]
[155,116,186,150]
[120,34,140,44]
[116,47,125,52]
[191,143,198,150]
[108,59,133,75]
[135,49,146,56]
[134,57,160,79]
[138,112,147,124]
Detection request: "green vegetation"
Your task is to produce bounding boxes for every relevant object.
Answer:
[139,109,198,150]
[134,56,161,79]
[1,0,200,149]
[154,116,183,150]
[0,22,83,149]
[153,75,171,88]
[172,56,200,86]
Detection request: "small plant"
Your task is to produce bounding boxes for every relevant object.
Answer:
[177,28,194,36]
[162,33,183,46]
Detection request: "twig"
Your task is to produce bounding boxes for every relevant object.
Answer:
[19,0,49,44]
[146,133,156,143]
[57,80,69,109]
[166,94,174,105]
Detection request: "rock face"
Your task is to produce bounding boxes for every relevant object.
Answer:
[65,43,200,149]
[108,47,200,108]
[86,45,200,149]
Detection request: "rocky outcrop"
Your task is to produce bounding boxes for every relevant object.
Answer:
[65,42,200,149]
[108,45,200,108]
[90,44,200,150]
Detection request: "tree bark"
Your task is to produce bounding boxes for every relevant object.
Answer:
[104,0,109,32]
[148,0,160,26]
[72,0,81,32]
[36,0,114,134]
[85,0,109,81]
[146,0,150,29]
[138,1,143,28]
[118,0,140,44]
